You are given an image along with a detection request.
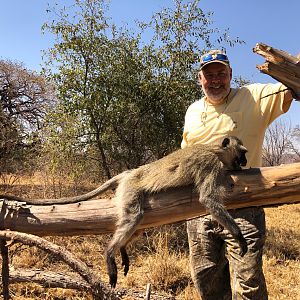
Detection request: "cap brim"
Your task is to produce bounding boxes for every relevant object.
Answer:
[200,60,229,70]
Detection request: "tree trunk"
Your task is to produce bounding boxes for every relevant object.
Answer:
[0,163,299,237]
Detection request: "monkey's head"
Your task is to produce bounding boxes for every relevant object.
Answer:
[219,136,248,170]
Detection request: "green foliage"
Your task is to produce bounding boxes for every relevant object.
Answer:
[36,107,100,195]
[42,0,245,178]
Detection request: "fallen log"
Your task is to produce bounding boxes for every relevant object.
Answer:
[4,269,91,291]
[1,269,173,300]
[0,163,299,236]
[253,43,300,99]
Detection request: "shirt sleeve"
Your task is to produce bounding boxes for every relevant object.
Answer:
[248,83,292,126]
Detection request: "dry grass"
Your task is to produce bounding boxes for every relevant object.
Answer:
[0,176,299,299]
[263,204,300,300]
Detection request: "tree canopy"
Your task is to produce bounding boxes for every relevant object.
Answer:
[0,59,53,174]
[41,0,245,178]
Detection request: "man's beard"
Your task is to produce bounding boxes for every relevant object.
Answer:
[204,85,230,103]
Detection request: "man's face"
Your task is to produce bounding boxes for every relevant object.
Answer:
[198,63,232,104]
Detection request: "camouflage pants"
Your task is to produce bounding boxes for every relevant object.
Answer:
[187,207,268,300]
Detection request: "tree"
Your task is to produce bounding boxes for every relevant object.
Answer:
[291,125,300,160]
[42,0,244,178]
[262,120,296,166]
[0,60,54,174]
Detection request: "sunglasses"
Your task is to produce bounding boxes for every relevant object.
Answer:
[200,53,229,65]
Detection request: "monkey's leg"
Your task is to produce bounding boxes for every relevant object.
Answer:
[201,196,248,256]
[106,190,144,288]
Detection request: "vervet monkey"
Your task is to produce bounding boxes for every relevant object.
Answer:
[0,136,248,288]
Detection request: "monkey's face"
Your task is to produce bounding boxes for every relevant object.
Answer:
[235,146,248,169]
[221,136,248,170]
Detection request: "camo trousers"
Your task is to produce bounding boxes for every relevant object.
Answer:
[187,207,268,300]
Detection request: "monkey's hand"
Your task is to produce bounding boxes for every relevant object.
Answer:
[237,233,248,257]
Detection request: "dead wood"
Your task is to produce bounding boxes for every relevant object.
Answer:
[1,269,175,300]
[0,163,299,237]
[0,240,9,300]
[0,230,119,300]
[3,269,91,291]
[253,43,300,98]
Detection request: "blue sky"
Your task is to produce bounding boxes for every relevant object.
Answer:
[0,0,299,125]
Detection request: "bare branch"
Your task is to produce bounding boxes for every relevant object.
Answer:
[0,230,119,299]
[3,269,91,291]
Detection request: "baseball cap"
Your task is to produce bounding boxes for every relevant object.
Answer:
[200,50,230,70]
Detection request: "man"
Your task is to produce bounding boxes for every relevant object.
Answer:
[181,49,296,300]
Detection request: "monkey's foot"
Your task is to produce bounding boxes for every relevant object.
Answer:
[120,246,130,276]
[109,273,117,288]
[107,254,118,288]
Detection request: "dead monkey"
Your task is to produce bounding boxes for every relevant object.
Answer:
[105,136,248,287]
[0,136,248,288]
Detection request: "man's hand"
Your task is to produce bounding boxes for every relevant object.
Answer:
[290,52,300,101]
[290,89,300,101]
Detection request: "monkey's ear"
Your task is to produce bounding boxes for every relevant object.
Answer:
[222,137,230,148]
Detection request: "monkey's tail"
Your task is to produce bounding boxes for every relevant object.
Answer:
[0,171,130,206]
